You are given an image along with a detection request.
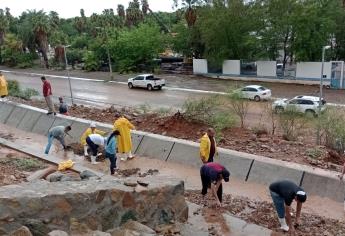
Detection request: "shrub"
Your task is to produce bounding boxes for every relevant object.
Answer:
[226,90,250,128]
[306,147,323,159]
[83,51,100,71]
[319,108,345,153]
[278,107,309,141]
[7,80,39,100]
[183,96,237,136]
[183,96,223,122]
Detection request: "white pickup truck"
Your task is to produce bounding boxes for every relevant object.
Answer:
[127,74,165,91]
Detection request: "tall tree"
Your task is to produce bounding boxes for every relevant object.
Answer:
[0,9,9,46]
[17,10,51,68]
[141,0,149,15]
[126,0,143,27]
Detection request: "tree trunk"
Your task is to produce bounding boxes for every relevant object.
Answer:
[36,31,49,69]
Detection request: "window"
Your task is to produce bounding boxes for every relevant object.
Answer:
[241,87,248,91]
[246,87,258,92]
[258,87,267,91]
[299,100,314,105]
[134,76,144,81]
[288,99,299,105]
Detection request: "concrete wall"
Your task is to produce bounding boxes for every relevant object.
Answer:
[257,61,277,77]
[193,59,208,74]
[0,101,344,202]
[296,62,332,80]
[222,60,241,75]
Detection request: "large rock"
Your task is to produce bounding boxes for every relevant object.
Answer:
[9,226,33,236]
[122,220,155,235]
[0,177,188,234]
[48,230,69,236]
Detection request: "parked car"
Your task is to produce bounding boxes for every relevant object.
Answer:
[236,85,272,101]
[272,95,326,116]
[128,74,165,91]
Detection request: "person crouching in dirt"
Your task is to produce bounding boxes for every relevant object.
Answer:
[58,97,68,115]
[45,125,72,154]
[105,130,120,175]
[86,133,106,164]
[80,122,105,157]
[200,128,217,163]
[269,180,307,234]
[200,162,230,208]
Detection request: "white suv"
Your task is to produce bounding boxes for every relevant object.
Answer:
[272,95,326,116]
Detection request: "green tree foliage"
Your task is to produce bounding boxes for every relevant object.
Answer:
[197,1,256,65]
[110,24,164,72]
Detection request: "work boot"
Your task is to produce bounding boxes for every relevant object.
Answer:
[278,218,289,232]
[91,156,99,164]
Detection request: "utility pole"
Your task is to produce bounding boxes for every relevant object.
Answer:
[316,45,331,145]
[63,45,74,104]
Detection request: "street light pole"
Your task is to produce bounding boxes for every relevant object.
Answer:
[316,45,331,145]
[63,45,74,105]
[105,29,113,80]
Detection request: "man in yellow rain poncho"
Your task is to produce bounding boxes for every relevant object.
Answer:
[80,122,106,156]
[200,128,217,164]
[113,116,135,161]
[0,71,8,101]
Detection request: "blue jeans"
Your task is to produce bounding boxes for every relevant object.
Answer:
[270,191,285,218]
[106,152,117,175]
[45,133,65,154]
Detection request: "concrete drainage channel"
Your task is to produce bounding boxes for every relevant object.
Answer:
[0,101,344,203]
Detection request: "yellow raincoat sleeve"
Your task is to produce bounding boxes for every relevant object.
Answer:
[0,76,8,97]
[80,128,92,146]
[95,129,106,136]
[199,134,210,163]
[80,128,105,145]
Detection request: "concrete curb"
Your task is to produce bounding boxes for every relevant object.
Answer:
[0,100,344,202]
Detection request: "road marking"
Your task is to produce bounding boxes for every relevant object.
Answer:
[3,70,345,107]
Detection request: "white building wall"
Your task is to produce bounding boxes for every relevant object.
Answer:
[296,62,332,80]
[193,59,208,74]
[222,60,241,75]
[257,61,276,77]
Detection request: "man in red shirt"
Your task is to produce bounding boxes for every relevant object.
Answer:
[200,162,230,208]
[41,76,56,115]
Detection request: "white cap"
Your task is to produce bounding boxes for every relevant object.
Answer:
[296,191,306,196]
[90,122,97,128]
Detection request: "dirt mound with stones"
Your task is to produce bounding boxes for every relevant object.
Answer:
[185,190,345,236]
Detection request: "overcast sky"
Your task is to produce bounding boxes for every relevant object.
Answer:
[0,0,175,18]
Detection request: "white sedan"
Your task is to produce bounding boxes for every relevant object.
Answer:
[237,85,272,101]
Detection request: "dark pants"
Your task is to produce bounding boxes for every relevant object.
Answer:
[201,172,223,202]
[86,137,98,156]
[207,155,214,163]
[270,191,285,218]
[106,152,117,174]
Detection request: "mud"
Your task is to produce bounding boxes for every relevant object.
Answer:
[186,190,345,236]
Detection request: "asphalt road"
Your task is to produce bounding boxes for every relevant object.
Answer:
[4,73,207,109]
[1,66,345,104]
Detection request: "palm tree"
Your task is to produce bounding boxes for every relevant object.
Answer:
[126,0,143,27]
[18,10,51,68]
[0,9,9,46]
[117,4,125,19]
[141,0,149,15]
[174,0,204,27]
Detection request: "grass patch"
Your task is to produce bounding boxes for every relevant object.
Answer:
[0,157,47,171]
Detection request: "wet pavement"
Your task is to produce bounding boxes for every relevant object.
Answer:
[1,66,345,104]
